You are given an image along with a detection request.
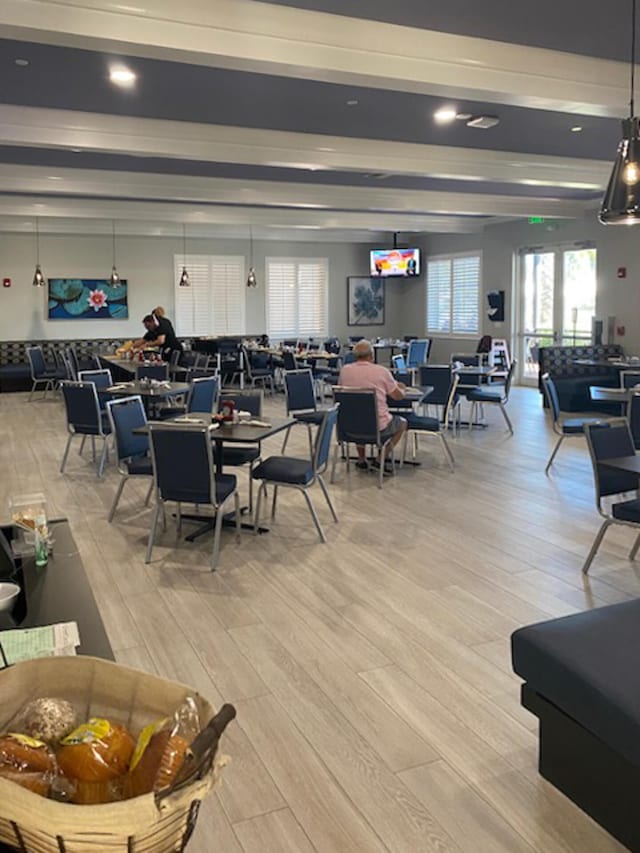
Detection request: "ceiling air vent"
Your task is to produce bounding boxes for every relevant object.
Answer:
[466,115,500,130]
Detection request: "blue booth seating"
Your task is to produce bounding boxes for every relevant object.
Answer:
[512,600,640,851]
[538,344,624,412]
[0,340,124,392]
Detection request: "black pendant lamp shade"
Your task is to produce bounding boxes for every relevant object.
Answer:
[246,225,258,287]
[109,219,120,285]
[179,223,191,287]
[32,218,45,287]
[600,0,640,224]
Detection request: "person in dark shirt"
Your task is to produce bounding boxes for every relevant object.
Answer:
[132,313,182,359]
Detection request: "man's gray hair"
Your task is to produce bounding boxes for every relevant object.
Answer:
[353,339,373,359]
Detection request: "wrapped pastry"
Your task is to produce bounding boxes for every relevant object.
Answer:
[56,718,135,804]
[21,698,77,745]
[0,733,57,796]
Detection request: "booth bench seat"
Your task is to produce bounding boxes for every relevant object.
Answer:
[538,344,624,412]
[512,599,640,850]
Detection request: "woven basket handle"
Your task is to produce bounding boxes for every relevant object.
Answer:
[160,703,236,798]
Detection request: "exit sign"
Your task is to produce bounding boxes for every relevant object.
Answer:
[528,216,546,224]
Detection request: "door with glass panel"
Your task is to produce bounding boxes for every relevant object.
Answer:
[517,245,597,385]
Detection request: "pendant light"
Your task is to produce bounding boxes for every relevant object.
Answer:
[599,0,640,224]
[246,225,257,287]
[32,217,45,287]
[179,223,190,287]
[109,219,120,285]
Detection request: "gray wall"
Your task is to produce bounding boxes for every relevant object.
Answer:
[0,233,405,343]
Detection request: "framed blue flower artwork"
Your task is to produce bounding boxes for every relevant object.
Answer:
[347,276,385,326]
[47,279,129,320]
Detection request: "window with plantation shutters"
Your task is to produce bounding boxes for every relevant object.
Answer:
[174,255,246,337]
[266,257,328,339]
[426,253,481,336]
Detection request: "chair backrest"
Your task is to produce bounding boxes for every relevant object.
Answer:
[78,368,113,390]
[148,424,216,505]
[188,375,219,414]
[629,393,640,451]
[106,396,149,462]
[407,339,431,367]
[451,353,481,367]
[418,365,453,406]
[313,405,339,474]
[136,362,169,381]
[503,358,517,399]
[324,338,341,354]
[333,388,379,444]
[53,349,67,377]
[477,334,493,354]
[60,381,103,434]
[392,354,407,372]
[169,350,182,368]
[65,346,80,381]
[218,390,263,417]
[541,372,561,423]
[443,374,461,428]
[585,420,639,502]
[282,339,299,349]
[282,351,299,371]
[284,369,316,413]
[621,370,640,389]
[26,346,46,379]
[342,351,356,366]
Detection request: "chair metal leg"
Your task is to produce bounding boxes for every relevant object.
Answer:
[271,485,279,520]
[97,438,108,478]
[234,491,241,543]
[545,434,565,474]
[468,402,476,430]
[108,476,127,522]
[500,403,514,435]
[317,475,338,523]
[144,480,154,506]
[145,502,162,563]
[306,424,314,460]
[28,381,37,402]
[60,434,73,473]
[78,435,87,456]
[630,531,640,561]
[330,443,340,483]
[582,519,612,574]
[211,501,225,571]
[176,502,182,535]
[302,489,326,543]
[254,482,266,534]
[281,424,293,452]
[439,433,455,471]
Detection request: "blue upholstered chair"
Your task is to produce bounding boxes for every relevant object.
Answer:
[136,361,169,381]
[216,390,263,513]
[402,374,459,471]
[78,368,114,411]
[330,388,396,489]
[407,339,431,368]
[282,369,329,455]
[252,406,339,543]
[26,345,58,400]
[541,372,607,474]
[60,381,112,478]
[105,395,153,521]
[146,423,240,571]
[467,359,517,434]
[583,420,640,574]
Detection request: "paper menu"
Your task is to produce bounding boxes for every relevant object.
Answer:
[0,622,80,664]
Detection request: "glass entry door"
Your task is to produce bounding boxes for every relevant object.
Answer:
[517,245,597,385]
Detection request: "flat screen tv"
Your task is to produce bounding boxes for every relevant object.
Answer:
[370,248,420,278]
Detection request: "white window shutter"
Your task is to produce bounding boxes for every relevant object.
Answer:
[174,254,246,337]
[266,258,328,340]
[427,253,481,335]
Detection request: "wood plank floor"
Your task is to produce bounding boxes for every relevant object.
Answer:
[1,386,634,852]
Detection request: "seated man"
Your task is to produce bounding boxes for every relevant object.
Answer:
[338,339,407,470]
[132,313,182,360]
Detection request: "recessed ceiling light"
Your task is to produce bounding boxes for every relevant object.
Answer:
[14,58,29,67]
[70,148,82,153]
[46,176,61,181]
[346,99,359,106]
[571,126,583,132]
[109,66,136,87]
[434,107,458,123]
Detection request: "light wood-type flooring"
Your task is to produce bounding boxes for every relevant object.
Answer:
[0,386,635,852]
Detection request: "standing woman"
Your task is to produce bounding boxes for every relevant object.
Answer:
[152,306,183,360]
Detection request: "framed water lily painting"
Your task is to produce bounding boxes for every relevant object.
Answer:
[47,279,129,320]
[347,276,384,326]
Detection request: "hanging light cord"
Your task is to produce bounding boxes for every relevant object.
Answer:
[632,0,637,117]
[112,220,116,266]
[35,217,40,264]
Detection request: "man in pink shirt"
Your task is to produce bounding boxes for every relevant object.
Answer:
[338,339,407,470]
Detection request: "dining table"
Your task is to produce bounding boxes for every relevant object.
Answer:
[105,379,191,414]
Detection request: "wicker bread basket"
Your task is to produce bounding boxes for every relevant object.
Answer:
[0,656,232,853]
